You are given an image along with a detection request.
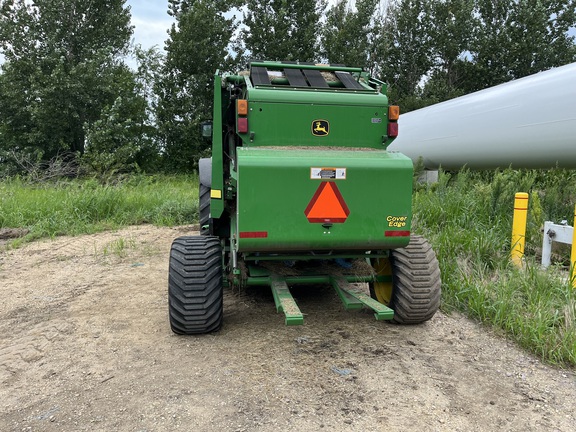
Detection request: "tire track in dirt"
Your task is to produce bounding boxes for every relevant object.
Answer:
[0,320,74,385]
[0,226,575,432]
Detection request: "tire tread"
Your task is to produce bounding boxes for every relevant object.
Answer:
[168,236,223,334]
[389,235,442,324]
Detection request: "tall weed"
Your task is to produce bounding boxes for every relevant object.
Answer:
[0,175,198,241]
[415,168,576,366]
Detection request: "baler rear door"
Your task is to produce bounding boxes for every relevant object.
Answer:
[236,148,413,253]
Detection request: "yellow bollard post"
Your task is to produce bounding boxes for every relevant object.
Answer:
[571,205,576,288]
[511,192,529,268]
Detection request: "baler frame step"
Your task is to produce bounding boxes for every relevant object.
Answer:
[253,272,394,326]
[270,277,304,326]
[331,276,394,321]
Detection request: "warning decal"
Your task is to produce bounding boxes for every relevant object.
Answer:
[310,167,346,180]
[304,181,350,223]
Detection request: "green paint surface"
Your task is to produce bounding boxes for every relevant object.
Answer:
[236,147,412,252]
[238,88,392,149]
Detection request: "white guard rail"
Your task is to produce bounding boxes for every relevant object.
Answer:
[542,221,573,268]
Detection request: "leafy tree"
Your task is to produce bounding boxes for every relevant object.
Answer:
[129,46,164,172]
[157,0,239,172]
[468,0,528,90]
[321,0,384,74]
[378,0,434,110]
[241,0,327,62]
[0,0,133,166]
[422,0,474,102]
[466,0,576,92]
[82,47,164,175]
[377,0,576,108]
[83,97,143,176]
[507,0,576,78]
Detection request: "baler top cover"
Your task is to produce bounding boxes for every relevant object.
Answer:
[229,61,397,150]
[249,61,373,91]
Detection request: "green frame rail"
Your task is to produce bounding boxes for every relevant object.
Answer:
[330,276,394,321]
[270,277,304,326]
[251,273,394,326]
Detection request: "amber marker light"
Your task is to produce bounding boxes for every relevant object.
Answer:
[237,99,248,116]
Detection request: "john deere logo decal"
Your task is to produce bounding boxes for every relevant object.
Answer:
[312,120,329,136]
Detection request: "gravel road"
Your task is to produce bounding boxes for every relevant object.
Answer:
[1,225,575,431]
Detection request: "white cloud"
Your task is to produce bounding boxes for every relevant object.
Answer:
[127,0,174,51]
[131,16,173,51]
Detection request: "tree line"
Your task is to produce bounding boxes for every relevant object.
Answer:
[0,0,575,177]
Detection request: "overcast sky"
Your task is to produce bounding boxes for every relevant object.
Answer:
[127,0,174,51]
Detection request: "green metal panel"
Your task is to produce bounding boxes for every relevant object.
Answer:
[236,148,413,253]
[210,71,225,218]
[249,88,383,104]
[237,89,391,149]
[245,275,392,285]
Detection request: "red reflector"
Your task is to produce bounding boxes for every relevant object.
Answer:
[388,122,398,137]
[385,231,410,237]
[239,231,268,239]
[237,117,248,133]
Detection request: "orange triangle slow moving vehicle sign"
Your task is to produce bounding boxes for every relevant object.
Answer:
[304,181,350,223]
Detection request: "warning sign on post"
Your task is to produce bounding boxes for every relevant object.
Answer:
[310,167,346,180]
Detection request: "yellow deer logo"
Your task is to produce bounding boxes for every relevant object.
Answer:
[312,120,329,136]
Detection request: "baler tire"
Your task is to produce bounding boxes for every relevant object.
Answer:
[199,183,211,236]
[168,236,223,335]
[370,235,441,324]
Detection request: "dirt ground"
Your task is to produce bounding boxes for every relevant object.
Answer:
[1,225,575,432]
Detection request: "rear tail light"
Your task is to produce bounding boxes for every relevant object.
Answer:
[388,122,398,137]
[237,117,248,134]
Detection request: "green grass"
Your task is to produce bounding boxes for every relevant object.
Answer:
[102,237,137,258]
[414,168,576,366]
[0,175,198,244]
[1,169,575,366]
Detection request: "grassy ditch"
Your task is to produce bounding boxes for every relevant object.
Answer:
[414,169,576,366]
[0,175,198,245]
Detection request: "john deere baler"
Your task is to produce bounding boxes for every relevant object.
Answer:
[168,62,441,334]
